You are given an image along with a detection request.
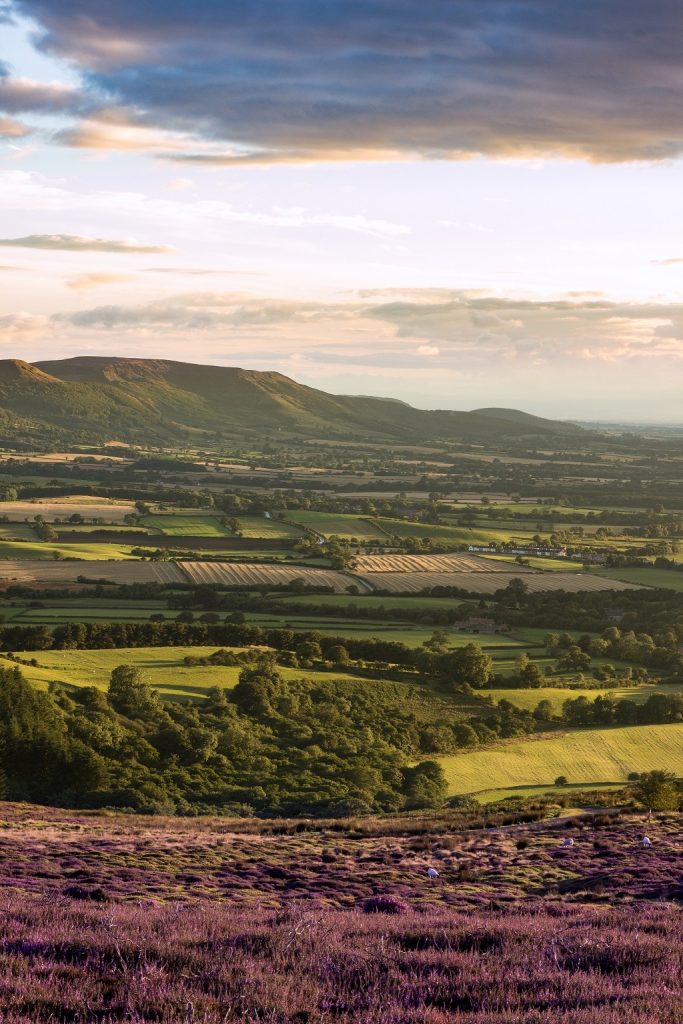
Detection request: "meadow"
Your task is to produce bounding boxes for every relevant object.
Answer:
[10,646,373,699]
[438,723,683,794]
[284,510,387,539]
[480,682,683,712]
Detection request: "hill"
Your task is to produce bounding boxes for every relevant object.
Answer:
[0,356,586,446]
[471,407,581,433]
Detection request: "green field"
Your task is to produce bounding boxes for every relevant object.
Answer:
[244,612,529,650]
[142,515,231,537]
[284,511,386,540]
[438,723,683,795]
[10,646,371,699]
[594,566,683,592]
[0,541,140,560]
[0,600,172,624]
[278,592,484,611]
[474,782,627,804]
[235,516,304,539]
[0,524,40,541]
[481,682,683,713]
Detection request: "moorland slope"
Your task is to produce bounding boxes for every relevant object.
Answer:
[0,356,586,446]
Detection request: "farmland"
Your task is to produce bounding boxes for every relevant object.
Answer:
[0,498,133,522]
[353,552,529,573]
[141,513,232,536]
[360,568,642,593]
[438,723,683,795]
[0,559,186,586]
[180,560,357,591]
[284,510,387,539]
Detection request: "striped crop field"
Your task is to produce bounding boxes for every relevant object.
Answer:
[179,561,355,592]
[362,570,644,594]
[353,553,532,573]
[437,723,683,795]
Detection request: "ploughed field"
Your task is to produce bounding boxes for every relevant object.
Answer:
[0,805,679,1022]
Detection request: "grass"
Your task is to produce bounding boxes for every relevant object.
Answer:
[437,722,683,795]
[142,514,232,537]
[0,540,140,560]
[474,781,628,804]
[284,511,387,540]
[242,612,528,650]
[594,566,683,592]
[0,524,40,541]
[11,646,374,699]
[1,600,173,624]
[234,516,303,539]
[480,682,683,713]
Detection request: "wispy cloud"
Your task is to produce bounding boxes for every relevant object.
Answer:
[66,272,135,290]
[0,233,173,253]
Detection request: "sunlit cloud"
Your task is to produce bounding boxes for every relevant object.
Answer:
[0,114,29,136]
[66,272,135,290]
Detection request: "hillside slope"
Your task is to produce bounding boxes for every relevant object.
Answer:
[0,356,586,446]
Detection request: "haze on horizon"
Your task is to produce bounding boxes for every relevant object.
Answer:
[0,0,682,422]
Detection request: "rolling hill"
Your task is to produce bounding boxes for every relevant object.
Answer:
[0,356,586,447]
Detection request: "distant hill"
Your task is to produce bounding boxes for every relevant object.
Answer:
[471,408,581,434]
[0,356,586,447]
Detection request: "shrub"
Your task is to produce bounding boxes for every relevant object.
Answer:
[361,894,410,915]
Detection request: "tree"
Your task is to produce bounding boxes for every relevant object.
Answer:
[439,644,493,689]
[108,665,160,718]
[401,760,447,809]
[632,771,681,812]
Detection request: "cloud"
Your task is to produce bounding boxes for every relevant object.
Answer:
[0,233,173,253]
[0,114,29,137]
[652,258,683,266]
[47,288,683,366]
[0,311,49,342]
[145,267,261,276]
[66,272,135,290]
[12,0,683,163]
[0,63,84,113]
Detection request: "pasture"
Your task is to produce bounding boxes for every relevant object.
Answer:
[481,682,683,713]
[594,566,683,592]
[10,646,370,699]
[438,722,683,795]
[141,514,231,537]
[284,511,387,540]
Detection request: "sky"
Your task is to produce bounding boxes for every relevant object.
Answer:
[0,1,683,421]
